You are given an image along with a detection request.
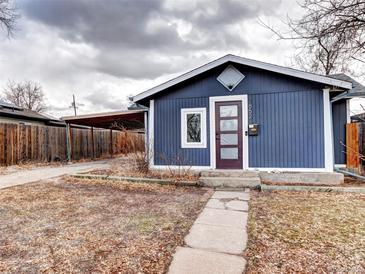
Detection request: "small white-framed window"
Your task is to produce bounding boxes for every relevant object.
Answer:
[181,108,207,148]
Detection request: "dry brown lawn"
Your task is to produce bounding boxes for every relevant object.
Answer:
[0,177,211,273]
[245,190,365,273]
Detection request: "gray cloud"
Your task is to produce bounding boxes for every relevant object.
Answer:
[85,89,126,110]
[19,0,281,79]
[1,0,311,119]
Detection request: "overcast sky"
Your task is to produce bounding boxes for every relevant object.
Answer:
[0,0,364,118]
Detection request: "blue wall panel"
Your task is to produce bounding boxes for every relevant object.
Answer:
[248,90,324,168]
[152,62,327,168]
[154,97,210,166]
[332,100,347,164]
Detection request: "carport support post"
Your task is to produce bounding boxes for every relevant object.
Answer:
[66,123,72,162]
[144,110,148,160]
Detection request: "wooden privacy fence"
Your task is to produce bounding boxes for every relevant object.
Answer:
[0,123,144,166]
[346,122,365,174]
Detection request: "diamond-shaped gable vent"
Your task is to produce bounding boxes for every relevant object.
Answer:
[217,65,245,91]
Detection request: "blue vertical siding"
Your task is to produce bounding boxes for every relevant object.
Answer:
[152,62,327,168]
[155,62,322,100]
[248,90,324,168]
[332,100,347,164]
[154,97,210,166]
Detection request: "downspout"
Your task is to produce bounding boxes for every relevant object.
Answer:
[334,166,365,181]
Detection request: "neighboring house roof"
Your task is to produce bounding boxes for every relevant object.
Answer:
[351,112,365,123]
[0,100,63,124]
[329,73,365,100]
[133,54,353,103]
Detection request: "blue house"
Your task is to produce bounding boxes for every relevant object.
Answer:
[132,54,360,172]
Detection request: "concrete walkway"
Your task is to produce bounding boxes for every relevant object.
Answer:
[0,160,111,189]
[168,190,249,274]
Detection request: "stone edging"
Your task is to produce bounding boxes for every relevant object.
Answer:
[261,184,365,193]
[71,173,200,187]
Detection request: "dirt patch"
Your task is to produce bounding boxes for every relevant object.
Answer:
[89,156,199,182]
[262,175,365,188]
[0,177,212,273]
[343,176,365,187]
[245,190,365,273]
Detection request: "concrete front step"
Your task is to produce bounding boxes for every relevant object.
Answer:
[200,177,261,188]
[200,170,259,178]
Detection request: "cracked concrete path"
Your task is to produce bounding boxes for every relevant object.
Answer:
[0,160,111,189]
[168,190,249,274]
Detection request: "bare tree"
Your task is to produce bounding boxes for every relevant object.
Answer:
[0,0,19,37]
[262,0,365,75]
[3,80,47,112]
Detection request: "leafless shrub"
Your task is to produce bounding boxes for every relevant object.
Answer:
[160,153,194,181]
[130,150,150,174]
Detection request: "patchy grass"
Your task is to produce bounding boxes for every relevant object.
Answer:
[89,156,199,182]
[245,191,365,273]
[0,177,211,273]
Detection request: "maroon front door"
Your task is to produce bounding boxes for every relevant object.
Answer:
[215,101,243,169]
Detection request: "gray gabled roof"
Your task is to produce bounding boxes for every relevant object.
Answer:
[329,74,365,101]
[0,100,23,110]
[0,100,58,122]
[329,73,365,94]
[133,54,353,103]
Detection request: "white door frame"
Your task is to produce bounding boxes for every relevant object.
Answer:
[209,95,248,169]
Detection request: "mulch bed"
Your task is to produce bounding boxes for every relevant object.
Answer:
[0,177,212,273]
[245,190,365,273]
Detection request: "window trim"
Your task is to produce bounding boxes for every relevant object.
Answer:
[181,108,207,148]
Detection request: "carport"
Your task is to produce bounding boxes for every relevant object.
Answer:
[62,109,147,161]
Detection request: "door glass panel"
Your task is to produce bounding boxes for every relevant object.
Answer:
[220,134,238,145]
[220,119,238,131]
[220,105,238,117]
[221,148,238,159]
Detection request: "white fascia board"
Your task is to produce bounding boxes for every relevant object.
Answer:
[132,54,352,102]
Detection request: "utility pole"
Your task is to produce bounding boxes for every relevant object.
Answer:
[70,94,78,116]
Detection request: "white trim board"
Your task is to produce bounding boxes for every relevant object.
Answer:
[153,166,330,172]
[209,95,248,170]
[148,100,154,168]
[152,165,212,170]
[133,54,352,102]
[323,88,334,172]
[346,99,351,123]
[181,108,207,148]
[248,167,329,172]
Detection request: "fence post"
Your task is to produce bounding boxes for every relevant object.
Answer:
[91,127,95,159]
[109,129,113,158]
[66,123,72,162]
